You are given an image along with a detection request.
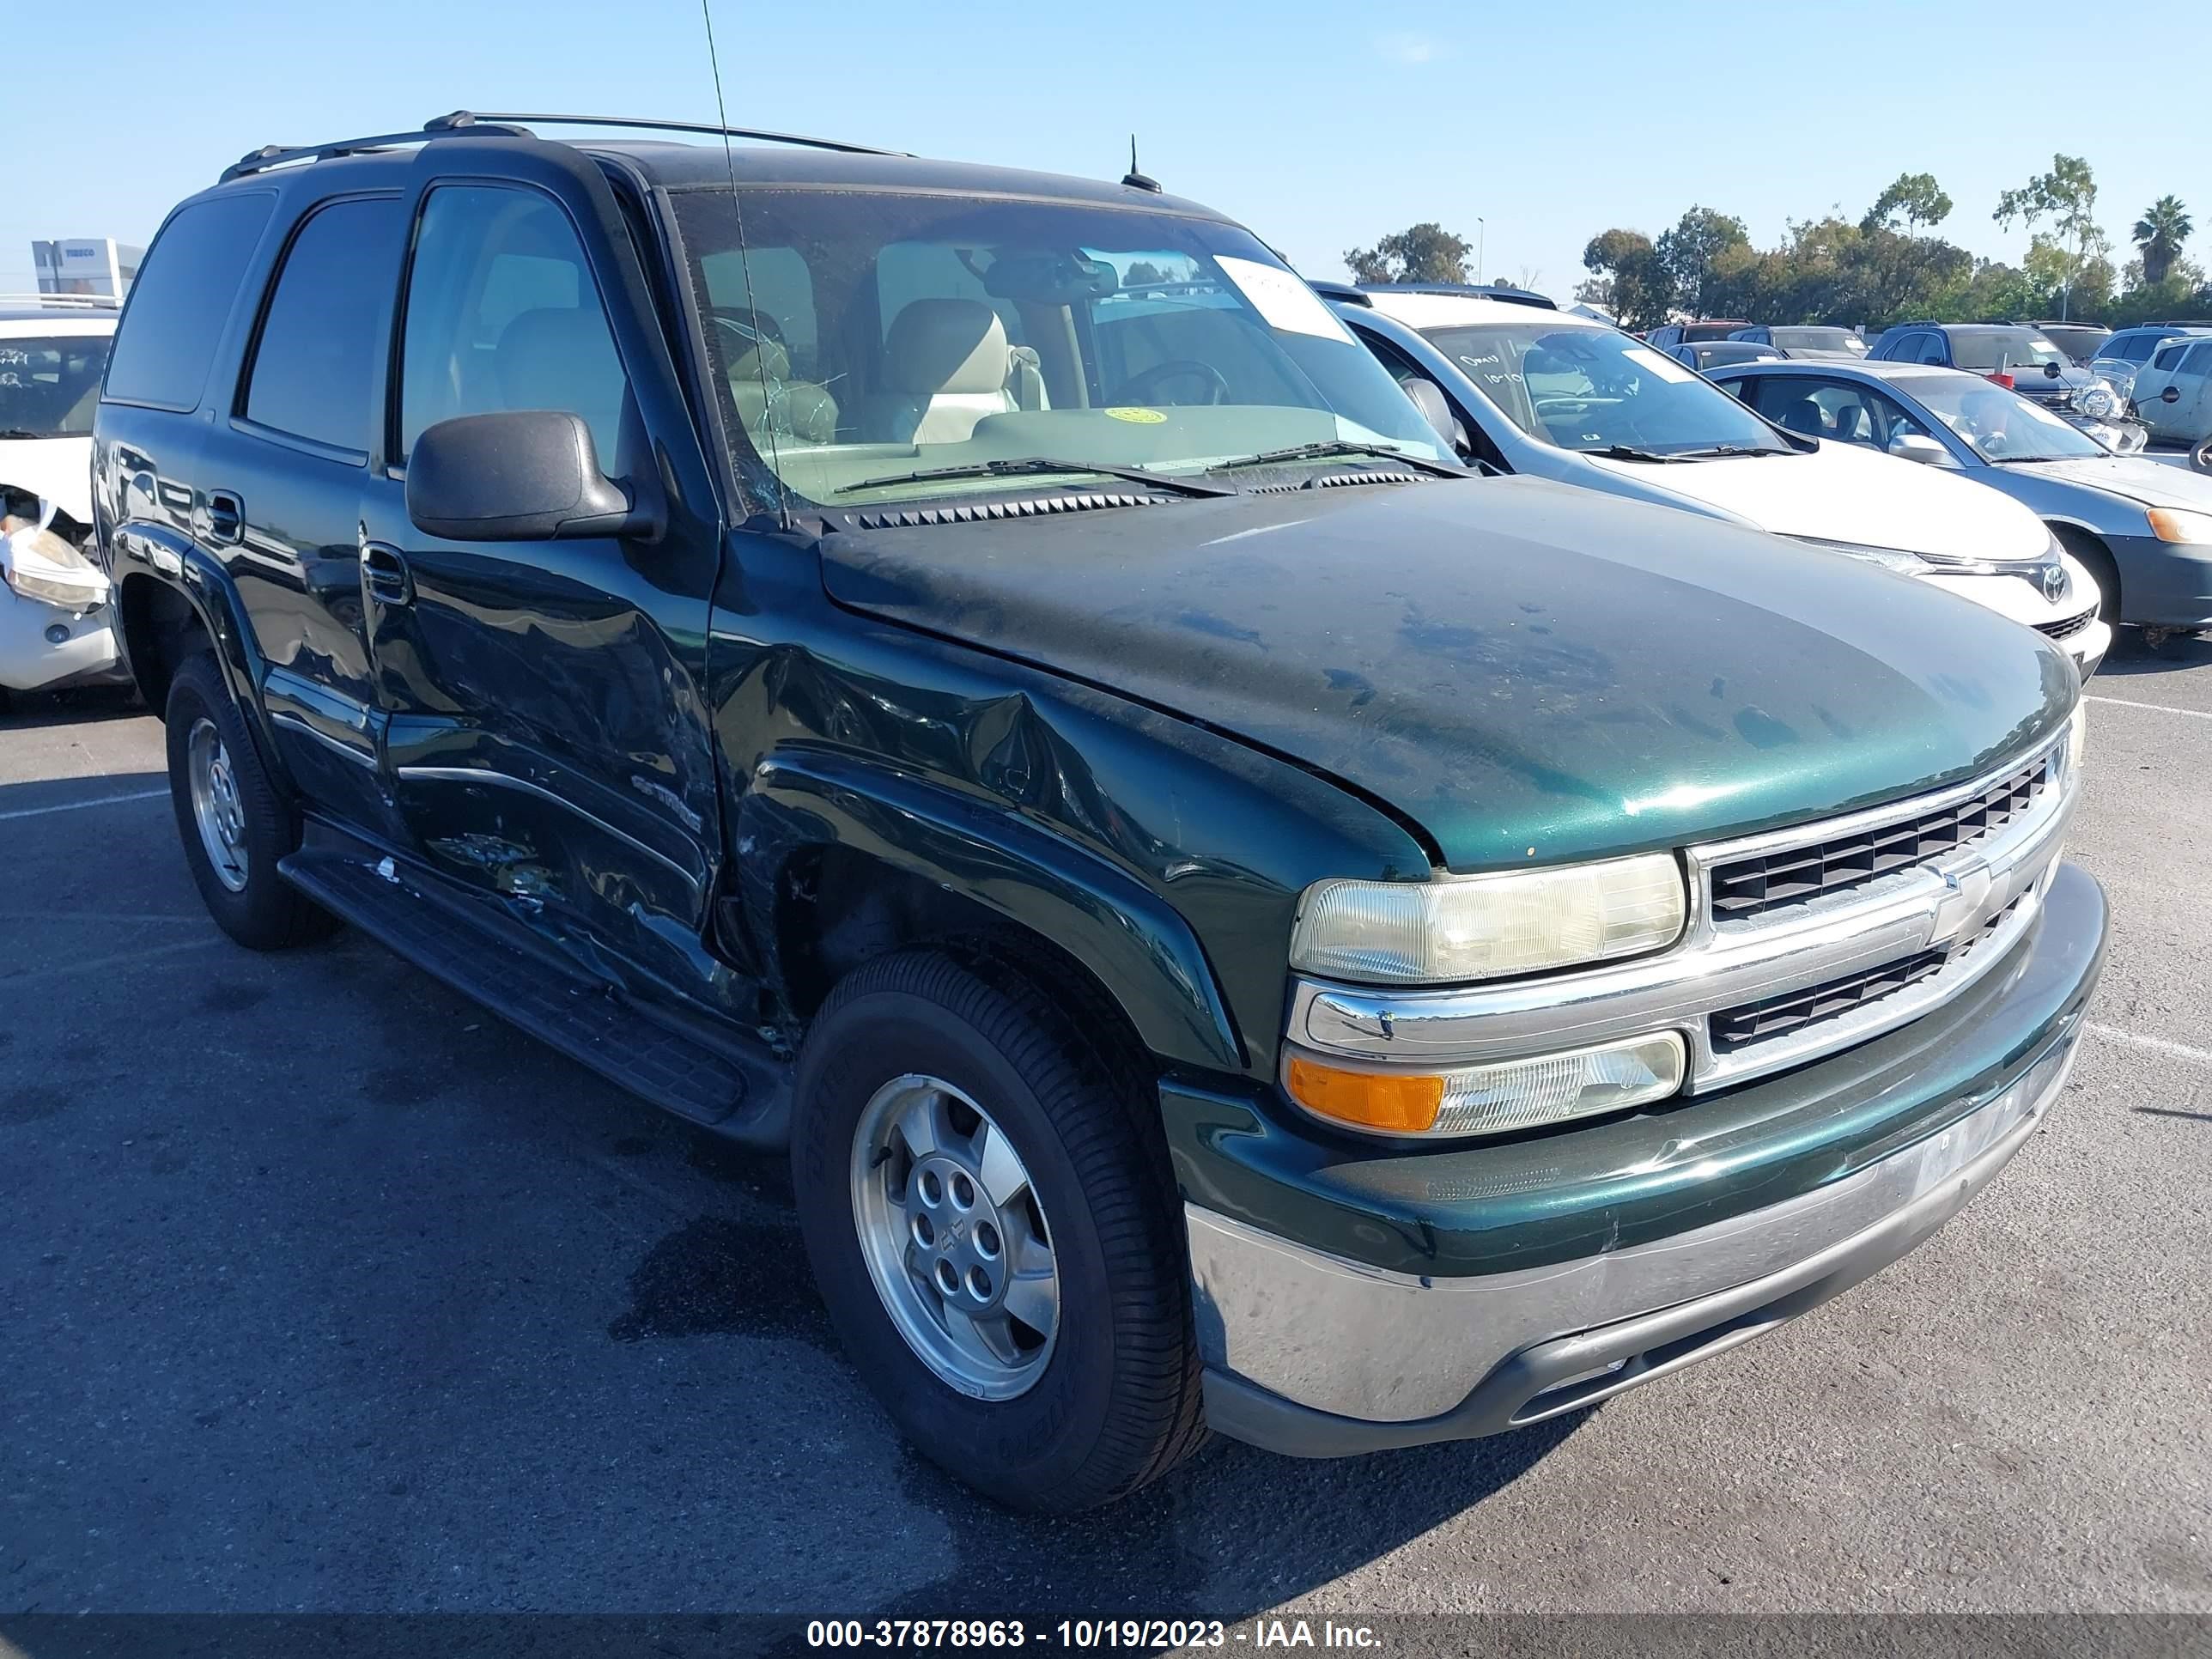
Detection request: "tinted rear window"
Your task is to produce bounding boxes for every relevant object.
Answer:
[243,197,404,453]
[102,192,276,411]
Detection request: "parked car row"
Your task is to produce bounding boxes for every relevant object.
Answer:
[1323,283,2113,675]
[1703,357,2212,648]
[73,112,2111,1516]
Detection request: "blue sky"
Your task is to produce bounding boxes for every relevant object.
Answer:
[8,0,2209,301]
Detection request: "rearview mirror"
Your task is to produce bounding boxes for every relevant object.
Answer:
[1888,432,1950,465]
[405,411,657,542]
[2044,362,2063,379]
[2161,384,2183,404]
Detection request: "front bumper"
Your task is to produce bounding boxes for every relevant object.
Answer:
[2106,532,2212,629]
[1182,860,2106,1457]
[0,590,122,694]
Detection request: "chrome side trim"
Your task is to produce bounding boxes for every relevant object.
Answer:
[268,710,378,769]
[394,765,703,892]
[1291,727,2075,1093]
[1189,1032,2075,1424]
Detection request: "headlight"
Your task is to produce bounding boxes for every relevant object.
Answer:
[2075,382,2119,419]
[1786,535,1927,574]
[1285,1033,1686,1138]
[2148,507,2212,545]
[1289,853,1686,985]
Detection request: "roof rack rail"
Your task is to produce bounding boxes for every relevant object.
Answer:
[1308,280,1370,307]
[423,110,911,157]
[220,118,534,182]
[1354,281,1559,311]
[220,109,910,184]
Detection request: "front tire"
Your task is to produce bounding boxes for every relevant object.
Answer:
[792,949,1205,1512]
[164,654,336,950]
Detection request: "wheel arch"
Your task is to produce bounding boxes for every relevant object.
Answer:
[738,750,1245,1079]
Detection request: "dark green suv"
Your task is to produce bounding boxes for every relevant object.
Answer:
[93,112,2105,1513]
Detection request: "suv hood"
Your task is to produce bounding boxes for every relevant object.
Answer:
[1585,440,2052,563]
[820,477,2075,870]
[2013,453,2212,513]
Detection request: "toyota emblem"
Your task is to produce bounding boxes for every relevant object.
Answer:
[2042,564,2067,605]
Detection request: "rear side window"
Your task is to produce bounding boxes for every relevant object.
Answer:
[2153,343,2190,371]
[242,197,405,454]
[103,192,276,411]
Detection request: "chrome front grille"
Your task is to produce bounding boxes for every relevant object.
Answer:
[1707,896,2024,1054]
[1289,720,2080,1100]
[1708,758,2048,922]
[2037,611,2097,642]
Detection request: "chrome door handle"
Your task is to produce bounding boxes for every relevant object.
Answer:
[361,541,413,606]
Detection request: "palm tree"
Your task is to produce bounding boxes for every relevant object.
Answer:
[2134,196,2193,287]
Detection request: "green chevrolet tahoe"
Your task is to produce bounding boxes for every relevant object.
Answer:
[94,113,2106,1514]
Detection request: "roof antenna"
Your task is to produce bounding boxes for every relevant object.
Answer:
[1121,136,1160,194]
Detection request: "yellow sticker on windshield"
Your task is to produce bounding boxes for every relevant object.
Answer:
[1104,406,1168,423]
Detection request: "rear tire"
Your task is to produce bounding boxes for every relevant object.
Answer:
[164,653,336,950]
[791,948,1206,1512]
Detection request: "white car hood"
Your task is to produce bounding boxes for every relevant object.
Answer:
[1585,438,2052,562]
[0,436,94,526]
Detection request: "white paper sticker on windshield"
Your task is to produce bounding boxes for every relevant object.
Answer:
[1624,345,1697,383]
[1218,257,1355,342]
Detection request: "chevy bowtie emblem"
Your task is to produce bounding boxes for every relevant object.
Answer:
[2043,564,2067,605]
[1932,866,1995,947]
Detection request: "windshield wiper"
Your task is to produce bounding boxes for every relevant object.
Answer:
[837,456,1231,498]
[1668,443,1788,459]
[1584,443,1695,463]
[1204,441,1468,478]
[0,428,53,441]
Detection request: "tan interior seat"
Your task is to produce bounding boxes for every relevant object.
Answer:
[863,298,1046,444]
[724,328,840,446]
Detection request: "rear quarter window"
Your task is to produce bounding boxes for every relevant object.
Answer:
[102,192,277,412]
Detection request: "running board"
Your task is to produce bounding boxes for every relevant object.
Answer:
[278,847,789,1147]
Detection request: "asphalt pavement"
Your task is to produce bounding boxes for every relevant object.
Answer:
[2,638,2209,1620]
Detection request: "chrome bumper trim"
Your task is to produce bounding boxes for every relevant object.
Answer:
[1291,725,2076,1093]
[1190,1030,2077,1427]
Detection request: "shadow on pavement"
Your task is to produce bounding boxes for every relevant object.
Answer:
[2095,629,2212,678]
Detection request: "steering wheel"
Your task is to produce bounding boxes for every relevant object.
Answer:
[1106,360,1231,407]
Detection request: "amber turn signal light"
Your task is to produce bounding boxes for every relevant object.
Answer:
[1284,1055,1445,1133]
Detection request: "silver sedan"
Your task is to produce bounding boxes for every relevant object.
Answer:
[1707,357,2212,647]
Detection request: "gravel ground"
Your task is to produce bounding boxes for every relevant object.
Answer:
[1,637,2208,1621]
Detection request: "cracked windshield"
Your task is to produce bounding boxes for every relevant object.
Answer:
[673,189,1448,505]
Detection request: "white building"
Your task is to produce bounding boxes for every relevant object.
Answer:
[30,238,143,299]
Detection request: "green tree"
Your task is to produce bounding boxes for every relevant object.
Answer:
[1862,173,1954,236]
[1656,206,1751,318]
[2132,196,2193,287]
[1579,228,1673,330]
[1994,155,2108,319]
[1343,222,1472,285]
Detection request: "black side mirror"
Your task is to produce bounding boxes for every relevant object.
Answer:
[2162,385,2183,404]
[405,410,659,542]
[2044,361,2063,379]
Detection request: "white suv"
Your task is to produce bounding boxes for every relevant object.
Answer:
[1,297,122,702]
[1328,285,2111,677]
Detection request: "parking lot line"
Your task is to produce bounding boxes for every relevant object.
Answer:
[2084,693,2212,723]
[0,787,168,823]
[2087,1021,2212,1066]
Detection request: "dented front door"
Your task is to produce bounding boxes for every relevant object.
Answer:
[356,150,725,981]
